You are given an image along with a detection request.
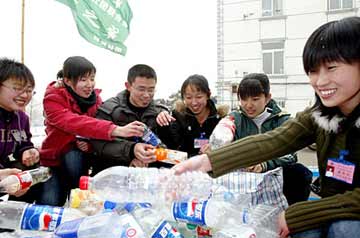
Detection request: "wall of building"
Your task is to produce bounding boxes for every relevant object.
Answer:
[217,0,360,115]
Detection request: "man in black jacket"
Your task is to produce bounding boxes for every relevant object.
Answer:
[91,64,170,173]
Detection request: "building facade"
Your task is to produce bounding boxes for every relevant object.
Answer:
[217,0,360,115]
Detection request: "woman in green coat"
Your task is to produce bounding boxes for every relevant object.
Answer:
[173,16,360,238]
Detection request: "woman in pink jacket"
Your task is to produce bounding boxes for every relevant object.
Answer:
[38,56,144,206]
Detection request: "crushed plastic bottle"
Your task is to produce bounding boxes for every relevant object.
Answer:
[162,198,246,230]
[79,166,213,203]
[0,201,85,232]
[54,211,145,238]
[0,167,51,194]
[212,225,256,238]
[124,203,184,238]
[209,116,235,150]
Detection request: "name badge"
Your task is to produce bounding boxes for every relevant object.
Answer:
[194,138,209,149]
[325,158,355,184]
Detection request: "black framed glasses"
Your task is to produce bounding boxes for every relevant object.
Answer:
[1,83,36,96]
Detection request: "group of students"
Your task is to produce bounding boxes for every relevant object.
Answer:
[0,16,359,237]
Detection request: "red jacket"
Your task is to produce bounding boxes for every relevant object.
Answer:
[40,82,116,167]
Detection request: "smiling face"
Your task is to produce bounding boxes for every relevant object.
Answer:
[309,61,360,115]
[126,76,156,108]
[65,72,96,98]
[183,85,209,115]
[0,78,31,111]
[240,94,270,118]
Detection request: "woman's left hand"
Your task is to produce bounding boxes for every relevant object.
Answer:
[22,148,40,167]
[278,211,290,238]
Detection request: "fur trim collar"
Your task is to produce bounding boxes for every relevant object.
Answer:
[311,110,360,133]
[174,99,229,117]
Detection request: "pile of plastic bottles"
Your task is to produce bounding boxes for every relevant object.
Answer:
[0,166,281,238]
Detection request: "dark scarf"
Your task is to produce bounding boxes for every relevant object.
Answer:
[65,84,97,113]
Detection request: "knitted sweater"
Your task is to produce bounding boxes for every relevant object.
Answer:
[207,106,360,233]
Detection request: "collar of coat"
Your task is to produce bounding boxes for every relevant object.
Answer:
[311,108,360,133]
[174,99,229,118]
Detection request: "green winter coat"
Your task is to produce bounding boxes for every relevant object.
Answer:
[207,106,360,234]
[230,99,297,171]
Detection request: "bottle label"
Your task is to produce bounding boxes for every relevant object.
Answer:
[142,128,161,146]
[21,204,64,231]
[172,199,208,226]
[16,171,33,190]
[152,220,184,238]
[119,213,145,238]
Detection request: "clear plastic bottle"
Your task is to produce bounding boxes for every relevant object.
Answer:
[0,201,85,231]
[165,199,278,232]
[0,167,51,194]
[124,203,184,238]
[79,166,213,203]
[212,225,256,238]
[209,116,235,150]
[54,211,146,238]
[142,125,166,147]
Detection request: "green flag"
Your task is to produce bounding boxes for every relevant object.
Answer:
[55,0,133,55]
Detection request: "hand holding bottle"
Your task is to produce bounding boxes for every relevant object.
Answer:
[0,167,51,194]
[111,121,145,138]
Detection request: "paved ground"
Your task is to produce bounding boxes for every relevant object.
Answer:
[297,147,317,167]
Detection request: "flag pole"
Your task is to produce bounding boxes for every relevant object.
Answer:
[21,0,25,63]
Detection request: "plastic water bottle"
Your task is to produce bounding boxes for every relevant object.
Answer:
[167,199,278,231]
[209,116,235,150]
[212,225,256,238]
[0,201,85,231]
[0,167,51,194]
[164,198,246,229]
[142,125,166,147]
[54,211,146,238]
[124,203,184,238]
[79,166,213,203]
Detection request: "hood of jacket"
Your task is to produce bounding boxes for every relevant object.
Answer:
[311,104,360,133]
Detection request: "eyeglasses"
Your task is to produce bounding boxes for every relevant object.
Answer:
[133,86,156,95]
[1,83,36,96]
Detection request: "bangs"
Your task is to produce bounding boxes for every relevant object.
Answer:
[303,18,360,74]
[238,81,265,99]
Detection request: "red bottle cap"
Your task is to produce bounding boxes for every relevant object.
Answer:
[79,176,89,190]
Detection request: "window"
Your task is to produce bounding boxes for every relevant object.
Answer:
[328,0,353,10]
[262,0,283,17]
[275,99,286,108]
[262,41,284,75]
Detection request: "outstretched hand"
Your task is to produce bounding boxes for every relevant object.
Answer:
[172,154,212,175]
[278,211,290,238]
[112,121,145,138]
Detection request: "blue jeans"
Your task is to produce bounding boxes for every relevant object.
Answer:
[37,149,89,206]
[292,220,360,238]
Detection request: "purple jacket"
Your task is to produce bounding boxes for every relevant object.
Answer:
[0,108,34,169]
